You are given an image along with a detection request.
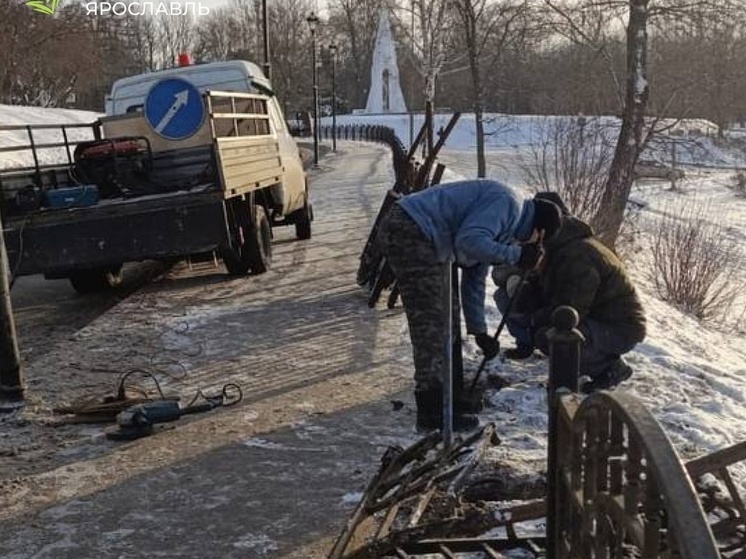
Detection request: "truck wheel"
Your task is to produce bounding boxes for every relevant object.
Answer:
[245,205,272,274]
[294,201,313,240]
[69,265,123,294]
[222,236,251,276]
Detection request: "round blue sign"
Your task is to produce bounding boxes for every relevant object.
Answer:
[144,78,205,140]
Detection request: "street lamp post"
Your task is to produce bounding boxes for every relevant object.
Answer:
[329,43,337,152]
[261,0,270,80]
[306,12,320,168]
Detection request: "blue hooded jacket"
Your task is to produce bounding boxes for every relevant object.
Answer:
[397,179,534,334]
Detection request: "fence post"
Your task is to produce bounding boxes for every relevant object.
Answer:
[546,306,583,559]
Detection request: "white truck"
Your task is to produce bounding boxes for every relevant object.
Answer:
[0,60,312,292]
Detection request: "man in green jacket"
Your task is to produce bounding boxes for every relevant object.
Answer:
[530,214,647,392]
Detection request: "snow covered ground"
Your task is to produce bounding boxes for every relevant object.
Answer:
[2,105,745,512]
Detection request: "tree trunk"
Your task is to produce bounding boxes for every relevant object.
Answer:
[468,6,486,177]
[475,104,486,178]
[592,0,649,248]
[457,0,486,177]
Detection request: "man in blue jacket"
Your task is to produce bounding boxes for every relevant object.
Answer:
[379,179,563,431]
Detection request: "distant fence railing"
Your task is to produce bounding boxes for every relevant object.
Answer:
[319,124,411,187]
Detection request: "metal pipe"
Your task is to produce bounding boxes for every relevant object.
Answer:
[442,260,453,448]
[330,44,337,152]
[306,13,320,168]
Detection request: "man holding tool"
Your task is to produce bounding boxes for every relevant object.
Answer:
[488,195,646,392]
[530,211,646,392]
[378,179,563,431]
[491,192,571,361]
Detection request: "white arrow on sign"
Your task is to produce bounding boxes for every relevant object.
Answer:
[154,89,190,134]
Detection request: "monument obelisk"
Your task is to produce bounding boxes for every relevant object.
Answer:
[365,10,407,113]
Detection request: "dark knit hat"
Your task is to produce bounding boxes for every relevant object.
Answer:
[535,191,570,216]
[532,198,563,241]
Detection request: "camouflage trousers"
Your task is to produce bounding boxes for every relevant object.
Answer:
[379,205,460,391]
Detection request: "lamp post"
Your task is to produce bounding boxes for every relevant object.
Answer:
[328,43,337,152]
[306,12,320,168]
[261,0,270,80]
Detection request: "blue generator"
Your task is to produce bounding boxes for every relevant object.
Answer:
[43,185,100,208]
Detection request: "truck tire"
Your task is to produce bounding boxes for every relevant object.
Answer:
[294,200,313,240]
[222,198,272,276]
[222,239,251,276]
[245,205,272,274]
[69,265,123,294]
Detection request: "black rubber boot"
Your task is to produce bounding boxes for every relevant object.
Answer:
[503,344,535,360]
[415,387,479,433]
[452,342,483,413]
[581,358,633,394]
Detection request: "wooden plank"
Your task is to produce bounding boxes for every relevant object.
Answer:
[222,163,281,181]
[215,136,283,197]
[223,171,281,193]
[686,441,746,478]
[407,487,437,527]
[219,141,278,155]
[223,177,280,198]
[223,174,281,195]
[376,503,401,539]
[220,149,280,166]
[216,135,276,147]
[221,153,281,169]
[218,140,278,154]
[210,111,270,121]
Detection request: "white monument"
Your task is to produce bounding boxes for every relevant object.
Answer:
[365,10,407,114]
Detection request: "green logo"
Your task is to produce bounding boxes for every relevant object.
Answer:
[26,0,60,15]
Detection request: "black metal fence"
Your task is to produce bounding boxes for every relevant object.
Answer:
[319,124,411,186]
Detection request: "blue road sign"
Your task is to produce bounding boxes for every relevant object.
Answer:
[144,78,205,141]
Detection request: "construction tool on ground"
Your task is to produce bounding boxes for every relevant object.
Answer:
[106,383,242,440]
[55,369,177,424]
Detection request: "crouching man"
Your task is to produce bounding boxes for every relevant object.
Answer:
[531,213,646,392]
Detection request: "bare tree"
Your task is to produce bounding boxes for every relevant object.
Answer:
[650,199,744,322]
[450,0,536,177]
[157,13,196,68]
[125,14,161,72]
[267,0,316,109]
[195,8,238,62]
[520,116,616,221]
[327,0,386,108]
[0,1,102,107]
[545,0,745,247]
[411,0,452,108]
